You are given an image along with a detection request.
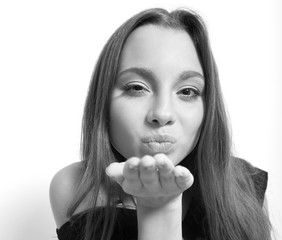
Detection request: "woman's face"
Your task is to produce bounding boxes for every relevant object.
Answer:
[109,25,204,165]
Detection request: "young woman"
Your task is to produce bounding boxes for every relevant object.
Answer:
[49,8,272,240]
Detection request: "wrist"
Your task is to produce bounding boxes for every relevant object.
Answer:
[136,193,182,209]
[137,194,183,240]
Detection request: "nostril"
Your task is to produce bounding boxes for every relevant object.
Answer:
[152,119,159,124]
[150,118,174,126]
[146,109,176,126]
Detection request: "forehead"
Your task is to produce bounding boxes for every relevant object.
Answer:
[119,25,203,74]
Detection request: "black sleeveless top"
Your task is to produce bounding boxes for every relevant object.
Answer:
[56,159,268,240]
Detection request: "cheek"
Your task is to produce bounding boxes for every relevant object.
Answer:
[109,103,128,144]
[183,103,204,134]
[109,101,139,158]
[180,103,204,151]
[193,108,204,134]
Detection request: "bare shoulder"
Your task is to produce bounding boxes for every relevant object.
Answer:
[49,162,84,228]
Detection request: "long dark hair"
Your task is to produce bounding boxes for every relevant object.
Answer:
[67,8,271,240]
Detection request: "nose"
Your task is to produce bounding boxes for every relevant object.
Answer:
[146,95,176,126]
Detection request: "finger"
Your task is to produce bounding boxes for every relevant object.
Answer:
[139,155,159,188]
[123,157,143,194]
[123,157,140,181]
[173,166,194,191]
[105,162,125,186]
[154,154,175,188]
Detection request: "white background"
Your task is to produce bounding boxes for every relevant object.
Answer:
[0,0,281,239]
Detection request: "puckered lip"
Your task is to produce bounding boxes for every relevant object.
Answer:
[140,135,176,154]
[141,135,177,143]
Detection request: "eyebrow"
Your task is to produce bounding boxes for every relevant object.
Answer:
[117,67,204,83]
[117,67,155,82]
[178,70,204,82]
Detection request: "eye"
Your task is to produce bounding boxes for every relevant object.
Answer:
[122,82,149,96]
[177,87,200,100]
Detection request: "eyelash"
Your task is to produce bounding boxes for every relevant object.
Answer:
[122,83,201,100]
[122,83,149,96]
[177,87,201,100]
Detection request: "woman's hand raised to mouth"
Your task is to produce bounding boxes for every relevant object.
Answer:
[106,153,194,208]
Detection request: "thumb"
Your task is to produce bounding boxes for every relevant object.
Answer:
[106,162,125,186]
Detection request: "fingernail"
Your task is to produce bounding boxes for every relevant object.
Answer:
[128,164,137,170]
